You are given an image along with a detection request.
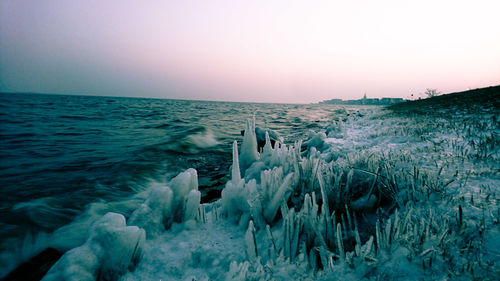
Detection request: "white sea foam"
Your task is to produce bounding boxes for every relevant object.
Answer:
[186,128,220,149]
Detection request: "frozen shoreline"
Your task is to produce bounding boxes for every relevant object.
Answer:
[7,103,500,280]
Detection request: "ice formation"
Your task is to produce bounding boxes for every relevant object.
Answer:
[217,109,498,280]
[220,108,498,280]
[128,184,173,237]
[302,131,326,152]
[128,168,200,236]
[42,213,145,281]
[39,105,499,280]
[239,115,260,174]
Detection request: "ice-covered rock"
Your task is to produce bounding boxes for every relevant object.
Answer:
[241,126,280,152]
[129,184,173,237]
[169,168,199,222]
[221,178,251,226]
[255,127,280,150]
[223,132,298,228]
[302,132,326,152]
[129,168,201,236]
[42,213,145,281]
[325,120,344,139]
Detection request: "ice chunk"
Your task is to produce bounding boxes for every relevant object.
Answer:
[169,168,199,222]
[43,213,145,281]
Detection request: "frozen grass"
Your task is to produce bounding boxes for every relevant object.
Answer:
[39,93,499,280]
[218,98,499,280]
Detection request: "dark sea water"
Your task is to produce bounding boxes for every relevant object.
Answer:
[0,93,355,271]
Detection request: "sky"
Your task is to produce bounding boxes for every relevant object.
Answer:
[1,0,499,103]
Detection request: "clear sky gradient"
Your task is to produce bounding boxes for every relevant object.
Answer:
[1,0,499,103]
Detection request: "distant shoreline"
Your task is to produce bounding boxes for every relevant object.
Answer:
[388,84,500,112]
[319,97,405,106]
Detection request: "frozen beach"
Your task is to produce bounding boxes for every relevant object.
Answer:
[3,1,500,279]
[20,92,497,280]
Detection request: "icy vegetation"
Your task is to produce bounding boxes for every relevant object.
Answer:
[39,103,499,280]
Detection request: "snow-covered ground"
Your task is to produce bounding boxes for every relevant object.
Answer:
[42,105,499,280]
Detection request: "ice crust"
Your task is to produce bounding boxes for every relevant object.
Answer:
[40,106,499,280]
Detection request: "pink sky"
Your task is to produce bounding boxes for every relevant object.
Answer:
[1,0,499,103]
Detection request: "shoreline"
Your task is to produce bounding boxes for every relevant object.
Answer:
[4,94,500,280]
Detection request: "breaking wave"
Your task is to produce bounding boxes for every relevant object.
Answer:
[155,126,221,154]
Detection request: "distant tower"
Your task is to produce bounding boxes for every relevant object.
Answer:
[362,93,367,104]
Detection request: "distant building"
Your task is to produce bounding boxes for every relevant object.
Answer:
[319,96,405,105]
[323,99,343,104]
[381,98,404,104]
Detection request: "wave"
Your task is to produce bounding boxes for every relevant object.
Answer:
[11,198,80,230]
[153,123,170,129]
[155,126,221,154]
[53,132,85,136]
[58,115,102,121]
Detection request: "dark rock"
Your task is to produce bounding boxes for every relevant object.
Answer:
[201,188,222,203]
[3,248,63,281]
[240,127,280,151]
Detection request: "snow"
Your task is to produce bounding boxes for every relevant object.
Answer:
[40,105,499,280]
[121,219,246,281]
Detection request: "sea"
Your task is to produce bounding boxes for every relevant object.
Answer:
[0,92,357,274]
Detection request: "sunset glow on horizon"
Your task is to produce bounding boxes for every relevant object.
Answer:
[1,0,499,103]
